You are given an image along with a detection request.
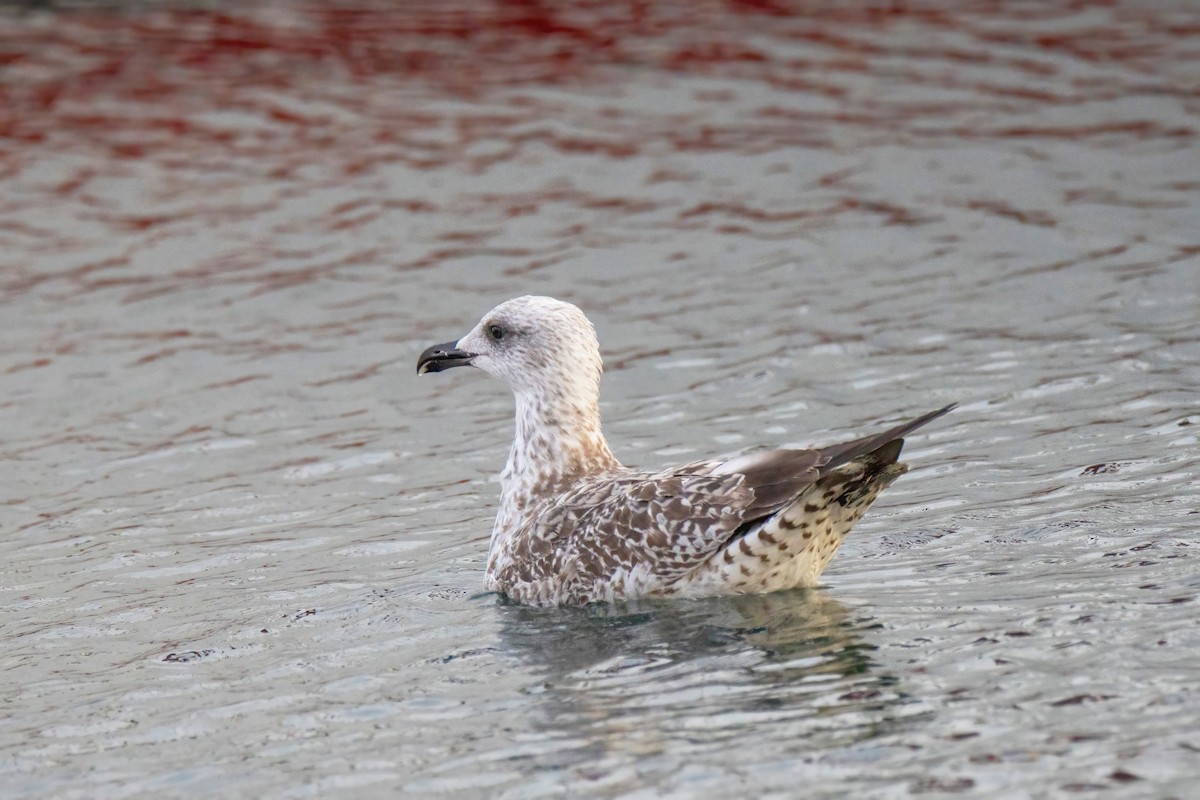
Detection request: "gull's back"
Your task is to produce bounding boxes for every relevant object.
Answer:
[484,405,954,606]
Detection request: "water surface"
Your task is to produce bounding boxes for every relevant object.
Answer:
[2,2,1198,797]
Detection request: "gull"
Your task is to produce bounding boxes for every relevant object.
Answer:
[417,296,953,607]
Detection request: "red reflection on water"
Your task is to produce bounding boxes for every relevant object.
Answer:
[0,0,1194,305]
[2,1,1191,149]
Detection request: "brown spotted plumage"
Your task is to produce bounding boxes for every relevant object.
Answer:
[417,296,953,607]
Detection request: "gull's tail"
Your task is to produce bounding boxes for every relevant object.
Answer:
[814,402,957,475]
[683,404,955,596]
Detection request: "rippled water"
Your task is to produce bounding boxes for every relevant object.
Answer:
[2,2,1198,797]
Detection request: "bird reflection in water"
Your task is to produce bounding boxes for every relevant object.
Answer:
[491,590,916,776]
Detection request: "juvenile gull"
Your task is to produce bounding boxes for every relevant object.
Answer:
[417,296,953,607]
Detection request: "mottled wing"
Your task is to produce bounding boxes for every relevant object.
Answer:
[533,449,822,601]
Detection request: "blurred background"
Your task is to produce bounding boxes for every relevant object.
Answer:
[2,2,1198,798]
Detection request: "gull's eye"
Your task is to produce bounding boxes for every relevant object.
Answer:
[489,324,504,341]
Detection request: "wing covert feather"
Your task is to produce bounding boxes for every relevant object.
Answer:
[534,451,820,590]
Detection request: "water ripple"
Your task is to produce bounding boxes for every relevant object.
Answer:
[2,1,1198,798]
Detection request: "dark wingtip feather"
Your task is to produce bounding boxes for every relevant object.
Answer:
[816,403,955,476]
[870,438,905,465]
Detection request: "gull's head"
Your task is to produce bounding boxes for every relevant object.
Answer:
[417,296,603,398]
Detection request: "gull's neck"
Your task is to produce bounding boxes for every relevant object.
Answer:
[494,384,621,535]
[507,389,620,485]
